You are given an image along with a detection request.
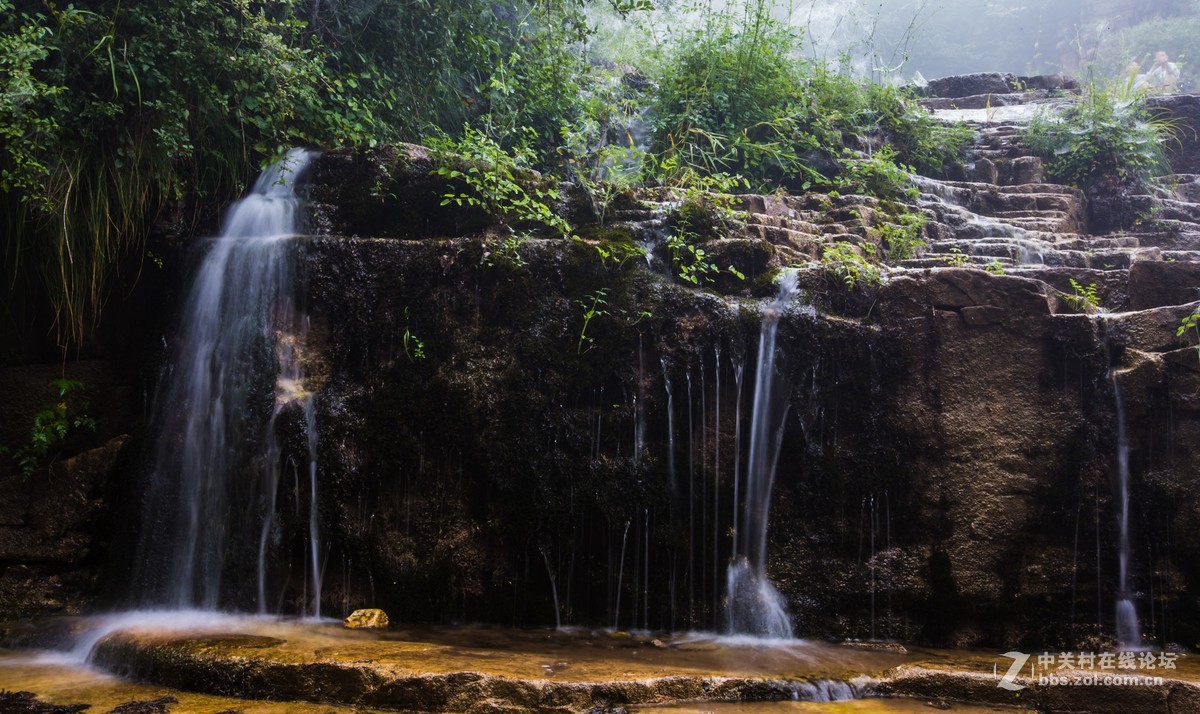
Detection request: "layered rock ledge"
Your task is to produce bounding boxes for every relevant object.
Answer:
[40,620,1199,713]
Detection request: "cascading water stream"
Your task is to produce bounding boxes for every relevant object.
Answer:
[134,148,321,613]
[1111,373,1142,648]
[725,269,798,638]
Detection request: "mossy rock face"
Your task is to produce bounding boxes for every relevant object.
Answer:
[306,144,493,238]
[573,224,637,244]
[701,238,775,295]
[1084,177,1149,234]
[670,194,734,243]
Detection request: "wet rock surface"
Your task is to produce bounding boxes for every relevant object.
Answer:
[288,114,1200,649]
[0,359,133,619]
[80,622,894,712]
[6,88,1200,673]
[8,618,1192,713]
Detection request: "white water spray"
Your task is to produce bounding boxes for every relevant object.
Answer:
[1111,374,1142,649]
[725,269,799,638]
[135,149,321,612]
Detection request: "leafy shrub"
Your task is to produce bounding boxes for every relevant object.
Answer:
[941,247,971,267]
[1179,304,1200,362]
[1,379,95,478]
[822,241,882,289]
[875,209,928,262]
[648,5,821,186]
[861,82,976,178]
[646,3,973,190]
[839,145,918,200]
[1024,81,1178,191]
[429,126,571,236]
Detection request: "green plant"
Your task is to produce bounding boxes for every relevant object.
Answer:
[594,240,647,270]
[985,260,1007,275]
[660,175,747,286]
[875,209,927,262]
[0,0,376,348]
[402,308,426,362]
[646,2,837,188]
[430,125,571,236]
[1,379,95,478]
[664,220,746,287]
[483,234,531,269]
[822,241,882,289]
[666,228,721,285]
[942,247,970,267]
[577,288,609,353]
[558,83,648,227]
[839,145,918,201]
[1179,304,1200,361]
[1024,80,1180,192]
[1063,278,1101,312]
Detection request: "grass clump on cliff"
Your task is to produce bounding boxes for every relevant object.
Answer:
[645,2,972,192]
[1024,81,1178,192]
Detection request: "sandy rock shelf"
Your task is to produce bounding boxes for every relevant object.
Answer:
[6,618,1198,713]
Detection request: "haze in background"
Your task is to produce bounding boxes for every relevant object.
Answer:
[590,0,1197,82]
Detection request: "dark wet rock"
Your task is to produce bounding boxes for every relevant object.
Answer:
[971,157,998,185]
[0,691,88,713]
[926,73,1017,98]
[919,92,1031,110]
[0,435,127,618]
[306,144,493,239]
[1086,178,1146,233]
[924,73,1076,101]
[11,121,1200,657]
[1102,302,1200,353]
[880,665,1197,714]
[107,698,177,714]
[1015,74,1079,92]
[1148,94,1200,175]
[1128,260,1200,310]
[1009,156,1043,186]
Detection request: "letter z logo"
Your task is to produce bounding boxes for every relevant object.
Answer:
[997,651,1030,691]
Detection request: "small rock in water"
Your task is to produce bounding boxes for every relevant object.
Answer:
[343,608,389,629]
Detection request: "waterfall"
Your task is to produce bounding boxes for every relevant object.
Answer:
[134,149,319,611]
[1112,374,1142,648]
[725,269,798,638]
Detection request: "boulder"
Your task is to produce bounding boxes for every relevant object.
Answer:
[343,608,390,629]
[926,73,1017,98]
[1147,94,1200,174]
[1128,260,1200,310]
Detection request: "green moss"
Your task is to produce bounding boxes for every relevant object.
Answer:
[670,193,732,243]
[573,225,637,243]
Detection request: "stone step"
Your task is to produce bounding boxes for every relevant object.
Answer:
[744,214,826,234]
[899,255,1011,269]
[922,240,1153,269]
[1056,235,1142,250]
